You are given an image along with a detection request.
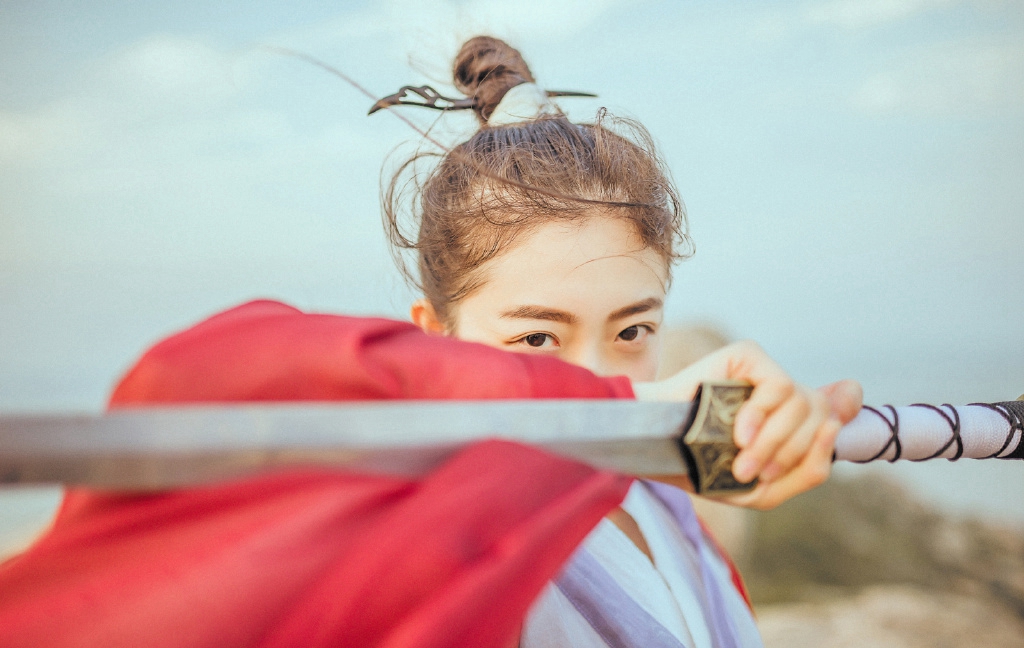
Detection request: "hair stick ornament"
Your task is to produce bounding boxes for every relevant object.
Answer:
[368,85,476,114]
[368,81,596,123]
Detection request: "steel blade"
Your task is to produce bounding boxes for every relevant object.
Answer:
[0,400,695,489]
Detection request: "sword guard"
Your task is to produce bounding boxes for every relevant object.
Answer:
[678,381,758,496]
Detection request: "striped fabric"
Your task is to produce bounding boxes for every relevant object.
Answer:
[524,482,762,648]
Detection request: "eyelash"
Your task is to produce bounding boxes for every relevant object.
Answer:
[514,332,558,349]
[617,324,655,343]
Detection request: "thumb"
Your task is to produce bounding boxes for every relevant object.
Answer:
[817,379,863,425]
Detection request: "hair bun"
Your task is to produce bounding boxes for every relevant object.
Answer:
[453,36,535,124]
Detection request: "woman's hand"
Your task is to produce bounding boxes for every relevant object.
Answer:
[632,340,863,510]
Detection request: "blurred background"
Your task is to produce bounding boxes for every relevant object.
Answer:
[2,1,1022,644]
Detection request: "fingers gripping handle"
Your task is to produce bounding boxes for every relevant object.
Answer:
[833,400,1024,463]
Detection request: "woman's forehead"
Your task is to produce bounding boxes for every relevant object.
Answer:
[468,217,669,316]
[500,217,667,275]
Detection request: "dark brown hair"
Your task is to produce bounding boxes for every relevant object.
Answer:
[384,36,692,325]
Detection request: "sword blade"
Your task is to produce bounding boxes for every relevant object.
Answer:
[0,401,694,489]
[7,394,1016,491]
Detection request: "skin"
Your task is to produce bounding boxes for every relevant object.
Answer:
[412,216,863,512]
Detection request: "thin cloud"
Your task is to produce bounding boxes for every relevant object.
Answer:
[0,32,387,267]
[803,0,957,30]
[851,40,1024,115]
[0,36,243,166]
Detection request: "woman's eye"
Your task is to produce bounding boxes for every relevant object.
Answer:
[618,326,640,342]
[509,332,561,351]
[523,333,551,348]
[617,325,651,343]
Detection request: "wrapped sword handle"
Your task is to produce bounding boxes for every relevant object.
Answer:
[834,399,1024,463]
[678,385,1024,496]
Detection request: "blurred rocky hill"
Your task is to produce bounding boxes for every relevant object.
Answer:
[757,584,1024,648]
[741,474,1024,647]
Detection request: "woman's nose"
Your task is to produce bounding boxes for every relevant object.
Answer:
[564,344,610,377]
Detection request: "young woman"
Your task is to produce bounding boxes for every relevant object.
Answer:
[377,36,863,647]
[0,37,861,648]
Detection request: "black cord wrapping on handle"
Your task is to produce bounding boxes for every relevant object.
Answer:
[971,401,1024,459]
[850,401,1024,462]
[860,405,902,462]
[909,403,963,461]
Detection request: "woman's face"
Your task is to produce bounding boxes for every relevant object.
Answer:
[448,216,669,382]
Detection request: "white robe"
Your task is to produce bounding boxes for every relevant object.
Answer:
[521,482,763,648]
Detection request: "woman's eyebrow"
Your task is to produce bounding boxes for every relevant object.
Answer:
[500,306,578,324]
[607,297,663,322]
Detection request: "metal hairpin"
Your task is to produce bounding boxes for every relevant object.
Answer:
[368,84,596,115]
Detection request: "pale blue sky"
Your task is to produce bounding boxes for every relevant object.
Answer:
[1,0,1022,521]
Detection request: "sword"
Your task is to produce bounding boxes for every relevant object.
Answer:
[1,383,1021,495]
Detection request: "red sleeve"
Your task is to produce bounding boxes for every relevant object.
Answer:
[0,301,634,648]
[109,299,634,406]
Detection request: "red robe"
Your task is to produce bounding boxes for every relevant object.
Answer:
[0,301,635,648]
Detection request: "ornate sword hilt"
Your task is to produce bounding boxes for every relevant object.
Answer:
[678,381,758,496]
